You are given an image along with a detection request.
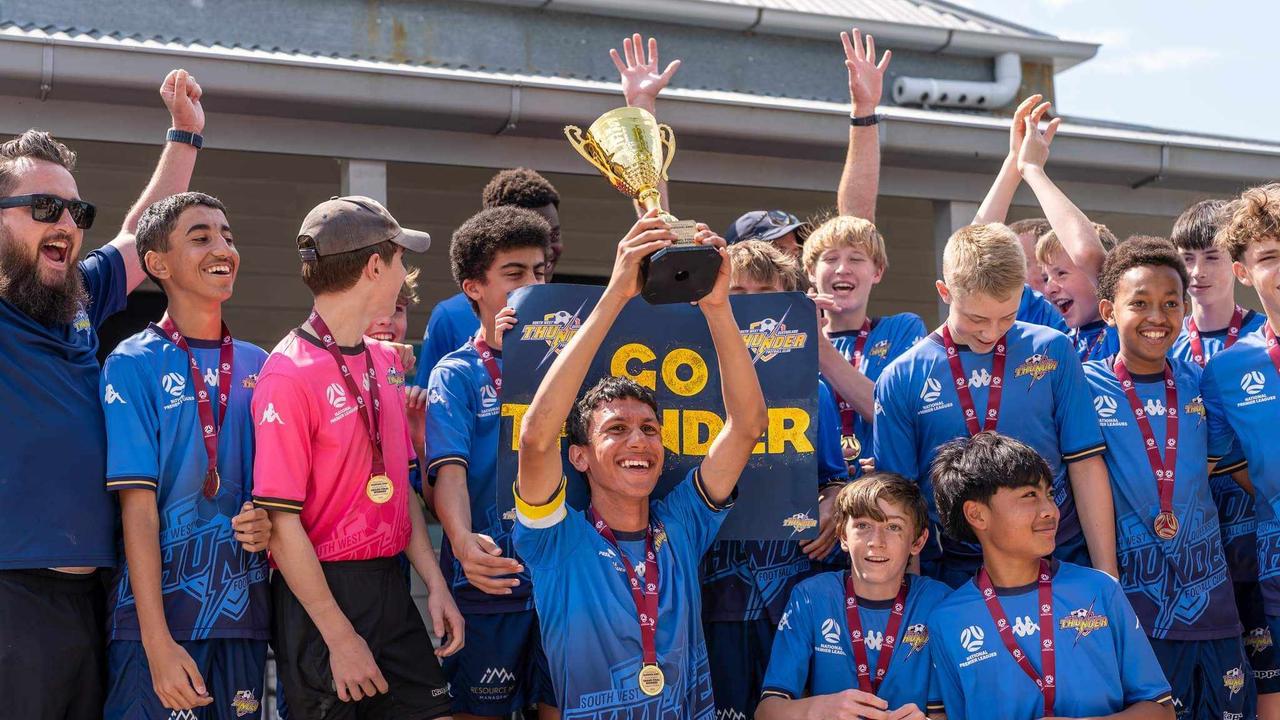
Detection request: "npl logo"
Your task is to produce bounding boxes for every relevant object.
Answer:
[1242,371,1266,396]
[921,377,943,403]
[960,625,985,652]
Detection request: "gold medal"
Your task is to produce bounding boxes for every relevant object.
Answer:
[637,663,665,696]
[202,468,221,499]
[1153,511,1179,540]
[840,434,862,459]
[366,473,394,504]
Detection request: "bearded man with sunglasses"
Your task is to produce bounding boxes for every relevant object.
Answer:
[0,68,207,720]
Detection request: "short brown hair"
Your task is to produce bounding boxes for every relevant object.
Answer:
[728,240,800,291]
[135,192,229,288]
[299,238,399,296]
[0,130,77,196]
[399,267,421,306]
[834,473,929,540]
[1217,183,1280,262]
[1035,223,1117,270]
[1008,217,1051,239]
[802,215,888,275]
[1170,199,1229,252]
[942,224,1025,299]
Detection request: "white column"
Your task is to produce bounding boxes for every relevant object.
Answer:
[338,159,388,204]
[931,200,979,324]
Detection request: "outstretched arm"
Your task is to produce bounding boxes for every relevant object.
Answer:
[697,232,769,503]
[836,28,890,222]
[517,211,677,505]
[612,34,681,216]
[112,68,206,292]
[974,95,1042,225]
[1016,103,1105,282]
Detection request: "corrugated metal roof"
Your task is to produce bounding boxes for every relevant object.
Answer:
[677,0,1050,38]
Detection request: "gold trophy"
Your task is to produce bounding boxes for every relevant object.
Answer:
[565,107,721,305]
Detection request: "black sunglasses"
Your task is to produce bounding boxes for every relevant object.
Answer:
[0,194,96,229]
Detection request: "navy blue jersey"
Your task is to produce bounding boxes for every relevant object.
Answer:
[824,313,927,462]
[514,468,729,719]
[1017,284,1070,334]
[1084,357,1239,640]
[1071,319,1121,362]
[427,340,531,613]
[1203,330,1280,615]
[873,322,1105,562]
[0,246,127,569]
[761,572,950,712]
[414,291,479,388]
[928,562,1173,719]
[102,330,270,641]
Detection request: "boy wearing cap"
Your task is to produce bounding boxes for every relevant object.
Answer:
[725,210,806,258]
[253,196,463,719]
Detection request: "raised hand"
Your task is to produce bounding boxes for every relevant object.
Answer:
[159,69,204,134]
[693,224,731,310]
[493,306,518,351]
[610,33,681,112]
[606,209,675,300]
[1016,100,1061,175]
[842,28,891,114]
[1008,94,1043,158]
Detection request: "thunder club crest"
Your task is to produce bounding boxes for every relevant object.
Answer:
[520,302,587,367]
[1013,354,1058,384]
[1246,626,1274,655]
[231,689,260,717]
[868,339,891,359]
[902,623,930,655]
[1059,604,1109,642]
[740,308,808,363]
[782,510,818,536]
[1185,395,1207,424]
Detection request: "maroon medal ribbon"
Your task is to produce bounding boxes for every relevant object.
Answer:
[1114,358,1180,540]
[844,573,909,694]
[1267,325,1280,380]
[975,559,1056,717]
[941,326,1008,436]
[588,507,661,673]
[1187,305,1245,367]
[150,315,233,499]
[472,335,502,393]
[833,320,871,439]
[307,310,385,476]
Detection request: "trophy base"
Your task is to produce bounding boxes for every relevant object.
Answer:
[641,243,722,305]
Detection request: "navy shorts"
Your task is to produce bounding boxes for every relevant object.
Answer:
[705,618,776,719]
[443,608,554,714]
[1237,584,1280,695]
[1149,636,1256,719]
[104,638,268,719]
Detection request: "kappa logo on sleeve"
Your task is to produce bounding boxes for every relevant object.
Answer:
[104,384,127,405]
[258,403,284,426]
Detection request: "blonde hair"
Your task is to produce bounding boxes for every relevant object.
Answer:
[1035,223,1117,270]
[398,267,421,306]
[1217,184,1280,262]
[802,215,888,275]
[942,224,1025,298]
[728,240,800,291]
[833,473,929,540]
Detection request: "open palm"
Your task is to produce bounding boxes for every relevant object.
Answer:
[841,28,891,111]
[610,34,681,110]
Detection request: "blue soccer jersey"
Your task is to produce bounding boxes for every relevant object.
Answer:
[427,340,531,614]
[1071,319,1121,362]
[1203,330,1280,616]
[701,381,849,623]
[825,313,927,463]
[414,291,480,388]
[514,468,730,719]
[761,572,951,713]
[928,562,1173,720]
[1017,284,1071,334]
[1084,357,1239,640]
[0,246,127,569]
[1170,309,1267,365]
[873,322,1106,564]
[101,329,270,641]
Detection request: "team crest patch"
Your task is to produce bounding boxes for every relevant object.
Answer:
[231,689,260,717]
[241,373,258,389]
[902,623,929,654]
[1013,354,1058,383]
[782,510,818,536]
[741,310,808,363]
[868,339,890,359]
[521,304,587,367]
[1224,666,1246,696]
[1246,626,1274,655]
[653,524,668,552]
[502,507,516,522]
[1059,604,1109,641]
[72,308,91,333]
[1184,396,1206,422]
[386,368,406,386]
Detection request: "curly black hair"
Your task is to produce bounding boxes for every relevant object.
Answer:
[449,206,551,308]
[1096,235,1188,303]
[930,432,1053,545]
[482,167,560,210]
[567,375,659,447]
[1170,199,1230,252]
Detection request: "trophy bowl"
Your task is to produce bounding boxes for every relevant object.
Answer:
[565,107,721,305]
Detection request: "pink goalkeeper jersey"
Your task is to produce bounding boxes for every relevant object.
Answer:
[251,330,414,562]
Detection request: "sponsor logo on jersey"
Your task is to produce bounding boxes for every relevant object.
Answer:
[1012,615,1040,638]
[203,368,219,388]
[473,667,517,702]
[1224,666,1245,696]
[778,609,792,631]
[863,629,885,651]
[868,339,890,359]
[782,510,818,536]
[741,310,808,363]
[259,402,284,425]
[479,383,500,416]
[817,617,845,655]
[874,399,884,416]
[162,371,187,398]
[902,623,929,655]
[958,625,997,667]
[1246,626,1274,655]
[521,303,587,367]
[1059,604,1109,641]
[921,377,942,403]
[231,690,260,717]
[716,710,748,720]
[326,383,347,409]
[1013,354,1058,383]
[1237,370,1276,407]
[104,384,127,405]
[386,368,405,387]
[1094,395,1125,427]
[967,368,992,388]
[429,387,446,405]
[480,667,517,685]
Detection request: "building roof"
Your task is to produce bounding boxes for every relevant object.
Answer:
[696,0,1052,38]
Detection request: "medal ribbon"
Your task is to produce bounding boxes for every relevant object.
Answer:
[1114,359,1178,527]
[941,326,1008,436]
[472,335,502,393]
[833,320,871,438]
[975,559,1056,717]
[844,573,909,694]
[150,315,233,499]
[1267,325,1280,384]
[1187,305,1245,366]
[588,507,660,668]
[307,310,385,475]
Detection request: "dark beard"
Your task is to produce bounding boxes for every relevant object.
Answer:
[0,237,88,326]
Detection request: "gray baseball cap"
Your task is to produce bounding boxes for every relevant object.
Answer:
[296,196,430,260]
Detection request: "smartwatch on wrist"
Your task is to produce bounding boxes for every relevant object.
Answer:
[166,128,203,149]
[849,113,880,127]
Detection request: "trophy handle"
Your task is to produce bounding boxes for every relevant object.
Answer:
[564,126,617,182]
[657,124,677,182]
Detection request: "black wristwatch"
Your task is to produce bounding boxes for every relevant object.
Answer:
[166,128,204,149]
[849,113,880,127]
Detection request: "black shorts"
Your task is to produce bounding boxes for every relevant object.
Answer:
[0,568,106,720]
[271,557,451,720]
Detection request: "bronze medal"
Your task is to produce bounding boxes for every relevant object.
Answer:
[1153,511,1179,540]
[203,467,221,498]
[840,434,862,459]
[366,473,394,504]
[637,663,665,696]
